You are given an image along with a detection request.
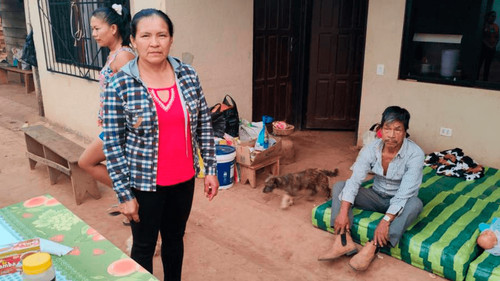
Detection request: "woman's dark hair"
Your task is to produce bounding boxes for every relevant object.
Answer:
[486,11,497,19]
[131,8,174,38]
[380,106,411,131]
[92,3,131,46]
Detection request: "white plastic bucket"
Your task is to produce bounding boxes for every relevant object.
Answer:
[215,145,236,189]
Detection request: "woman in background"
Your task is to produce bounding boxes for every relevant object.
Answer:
[78,3,135,194]
[479,11,499,81]
[102,9,219,281]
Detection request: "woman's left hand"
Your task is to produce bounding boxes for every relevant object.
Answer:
[204,175,219,201]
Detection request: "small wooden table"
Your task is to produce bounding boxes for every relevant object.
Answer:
[239,156,280,188]
[22,125,101,205]
[0,65,35,94]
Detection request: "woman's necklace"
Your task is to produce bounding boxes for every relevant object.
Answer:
[149,87,175,112]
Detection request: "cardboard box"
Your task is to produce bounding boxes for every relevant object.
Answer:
[235,137,282,166]
[0,238,40,275]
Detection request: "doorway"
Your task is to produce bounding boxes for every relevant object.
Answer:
[252,0,368,130]
[252,0,301,123]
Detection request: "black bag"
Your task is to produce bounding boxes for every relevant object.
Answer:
[210,103,226,138]
[209,95,239,138]
[221,95,239,137]
[21,31,37,67]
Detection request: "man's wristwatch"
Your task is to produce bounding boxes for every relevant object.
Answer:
[383,215,391,223]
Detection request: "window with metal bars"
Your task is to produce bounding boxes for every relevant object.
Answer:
[37,0,129,81]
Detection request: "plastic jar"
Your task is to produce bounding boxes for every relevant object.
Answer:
[22,252,56,281]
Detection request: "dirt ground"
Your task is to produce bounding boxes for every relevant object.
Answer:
[0,76,447,281]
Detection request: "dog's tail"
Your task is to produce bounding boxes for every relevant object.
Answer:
[320,168,339,177]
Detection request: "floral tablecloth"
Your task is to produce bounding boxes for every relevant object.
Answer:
[0,194,158,280]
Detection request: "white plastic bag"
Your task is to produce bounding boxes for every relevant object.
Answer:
[351,123,380,171]
[239,119,263,142]
[11,48,23,67]
[362,123,380,147]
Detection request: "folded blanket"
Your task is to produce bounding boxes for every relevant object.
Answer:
[424,148,484,180]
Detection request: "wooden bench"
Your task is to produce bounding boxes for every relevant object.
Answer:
[0,65,35,94]
[22,125,101,205]
[239,156,280,188]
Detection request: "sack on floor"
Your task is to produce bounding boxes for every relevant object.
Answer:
[239,119,263,141]
[362,123,381,147]
[210,95,240,138]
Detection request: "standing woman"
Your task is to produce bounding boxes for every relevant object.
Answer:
[102,8,219,281]
[78,3,135,187]
[479,11,499,81]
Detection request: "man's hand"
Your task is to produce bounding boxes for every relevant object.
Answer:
[374,220,390,247]
[204,175,219,201]
[120,198,140,223]
[333,201,352,234]
[334,212,350,235]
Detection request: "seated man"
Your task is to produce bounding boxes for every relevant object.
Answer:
[318,106,425,271]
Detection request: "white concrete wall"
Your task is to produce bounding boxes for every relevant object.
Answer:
[164,0,253,120]
[26,0,101,137]
[25,0,253,139]
[359,0,500,168]
[130,0,164,14]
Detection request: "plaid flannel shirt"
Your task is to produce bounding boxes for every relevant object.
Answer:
[102,56,217,203]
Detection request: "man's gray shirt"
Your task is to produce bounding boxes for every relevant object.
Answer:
[340,138,425,215]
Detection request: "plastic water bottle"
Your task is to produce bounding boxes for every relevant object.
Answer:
[22,252,56,281]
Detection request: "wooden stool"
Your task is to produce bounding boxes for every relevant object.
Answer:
[239,156,280,188]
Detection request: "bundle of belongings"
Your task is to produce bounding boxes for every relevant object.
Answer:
[478,218,500,256]
[424,147,485,180]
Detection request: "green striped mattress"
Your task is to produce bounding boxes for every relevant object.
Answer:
[312,166,500,281]
[466,251,500,281]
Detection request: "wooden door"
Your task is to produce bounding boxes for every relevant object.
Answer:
[306,0,368,130]
[253,0,300,123]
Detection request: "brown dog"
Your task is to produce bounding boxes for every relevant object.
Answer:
[263,168,338,209]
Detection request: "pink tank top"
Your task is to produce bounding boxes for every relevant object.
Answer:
[149,85,195,186]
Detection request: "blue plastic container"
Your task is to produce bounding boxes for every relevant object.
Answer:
[215,145,236,189]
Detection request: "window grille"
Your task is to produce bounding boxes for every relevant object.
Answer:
[37,0,129,81]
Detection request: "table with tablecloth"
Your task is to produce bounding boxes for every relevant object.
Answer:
[0,194,158,280]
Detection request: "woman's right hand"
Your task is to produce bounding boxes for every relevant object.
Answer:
[120,198,140,223]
